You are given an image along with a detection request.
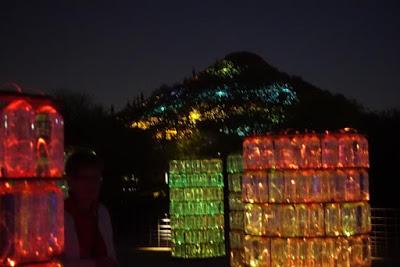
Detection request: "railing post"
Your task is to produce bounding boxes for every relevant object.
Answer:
[157,219,161,247]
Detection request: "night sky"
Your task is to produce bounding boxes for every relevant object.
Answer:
[1,1,399,110]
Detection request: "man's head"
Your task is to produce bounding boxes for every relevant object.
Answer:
[65,150,103,209]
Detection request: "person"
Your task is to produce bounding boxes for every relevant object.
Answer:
[62,150,118,267]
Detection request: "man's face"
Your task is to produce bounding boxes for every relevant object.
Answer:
[69,166,102,208]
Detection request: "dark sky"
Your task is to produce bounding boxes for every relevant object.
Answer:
[1,1,399,110]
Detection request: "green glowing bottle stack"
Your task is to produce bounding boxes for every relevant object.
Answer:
[169,159,225,258]
[227,154,245,267]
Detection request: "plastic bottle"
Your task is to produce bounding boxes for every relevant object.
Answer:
[321,133,339,168]
[35,105,64,177]
[299,134,322,169]
[2,100,36,177]
[275,136,300,169]
[338,133,369,168]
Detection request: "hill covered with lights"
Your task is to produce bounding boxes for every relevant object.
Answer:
[123,52,363,140]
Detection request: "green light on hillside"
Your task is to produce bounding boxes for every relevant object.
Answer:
[216,90,228,97]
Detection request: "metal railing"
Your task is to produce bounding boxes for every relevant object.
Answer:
[148,215,171,247]
[371,208,400,260]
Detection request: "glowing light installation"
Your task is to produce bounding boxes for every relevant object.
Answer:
[169,159,225,258]
[242,131,371,267]
[227,154,245,267]
[130,81,297,140]
[0,92,64,266]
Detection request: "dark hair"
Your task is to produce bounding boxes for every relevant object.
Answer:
[65,150,103,177]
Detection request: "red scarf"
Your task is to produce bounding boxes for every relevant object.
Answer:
[65,197,108,259]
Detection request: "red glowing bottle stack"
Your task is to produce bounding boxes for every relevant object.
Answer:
[0,88,64,267]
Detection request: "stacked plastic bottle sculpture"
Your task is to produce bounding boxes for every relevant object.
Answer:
[242,131,371,267]
[169,159,225,258]
[0,92,64,266]
[227,154,245,267]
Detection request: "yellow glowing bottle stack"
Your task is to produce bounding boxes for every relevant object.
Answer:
[242,130,371,267]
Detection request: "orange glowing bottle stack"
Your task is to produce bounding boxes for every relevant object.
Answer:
[0,89,64,267]
[242,130,371,267]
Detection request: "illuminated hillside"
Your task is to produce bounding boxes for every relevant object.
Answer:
[128,52,298,140]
